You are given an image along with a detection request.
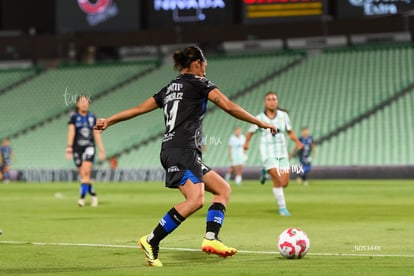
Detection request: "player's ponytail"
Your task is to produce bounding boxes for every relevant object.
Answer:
[173,45,206,71]
[173,50,187,71]
[277,107,289,113]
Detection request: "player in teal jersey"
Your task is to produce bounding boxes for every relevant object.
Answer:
[244,92,303,216]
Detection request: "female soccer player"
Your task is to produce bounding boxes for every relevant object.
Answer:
[225,127,246,186]
[94,46,276,267]
[66,95,105,207]
[244,92,303,217]
[290,126,316,186]
[1,138,14,183]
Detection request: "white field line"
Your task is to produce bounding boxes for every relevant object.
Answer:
[1,240,414,258]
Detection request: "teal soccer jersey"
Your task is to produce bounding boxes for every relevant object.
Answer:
[248,110,292,161]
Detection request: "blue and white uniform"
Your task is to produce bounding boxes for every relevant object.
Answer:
[68,112,96,167]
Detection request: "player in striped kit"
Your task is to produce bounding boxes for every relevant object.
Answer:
[244,92,303,216]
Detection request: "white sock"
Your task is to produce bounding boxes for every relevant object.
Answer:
[272,187,286,209]
[205,232,215,240]
[235,175,242,185]
[225,173,230,182]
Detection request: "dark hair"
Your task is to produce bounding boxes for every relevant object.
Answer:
[75,94,91,112]
[173,46,206,71]
[264,91,289,113]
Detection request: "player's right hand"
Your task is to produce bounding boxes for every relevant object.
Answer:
[259,122,277,135]
[65,147,72,160]
[243,142,249,151]
[94,118,108,132]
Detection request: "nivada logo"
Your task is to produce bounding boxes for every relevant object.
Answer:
[77,0,119,26]
[154,0,226,22]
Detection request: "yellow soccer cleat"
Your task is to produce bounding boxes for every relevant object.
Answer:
[201,238,237,258]
[138,235,163,267]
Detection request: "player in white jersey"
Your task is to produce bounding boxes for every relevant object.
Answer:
[244,92,303,216]
[225,127,246,185]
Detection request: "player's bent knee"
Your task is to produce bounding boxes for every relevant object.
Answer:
[222,184,232,200]
[187,196,204,211]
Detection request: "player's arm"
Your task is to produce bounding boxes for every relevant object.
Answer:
[9,148,16,163]
[94,97,158,131]
[287,130,304,150]
[289,145,297,160]
[93,129,106,161]
[243,131,254,151]
[312,142,317,159]
[208,88,276,133]
[66,124,75,160]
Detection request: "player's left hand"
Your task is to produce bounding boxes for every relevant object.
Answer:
[296,141,304,150]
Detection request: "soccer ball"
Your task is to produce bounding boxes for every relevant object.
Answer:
[277,228,310,259]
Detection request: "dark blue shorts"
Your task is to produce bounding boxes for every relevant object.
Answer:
[160,148,211,188]
[73,146,95,167]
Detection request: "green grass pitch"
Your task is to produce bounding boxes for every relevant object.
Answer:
[1,179,413,275]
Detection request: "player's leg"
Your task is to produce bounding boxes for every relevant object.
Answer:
[73,149,90,206]
[145,177,204,245]
[302,164,311,186]
[202,169,237,257]
[204,170,230,237]
[77,162,88,207]
[2,164,10,183]
[73,150,87,206]
[81,147,98,206]
[260,166,267,184]
[279,161,290,188]
[267,159,291,216]
[140,177,204,267]
[225,166,234,182]
[235,164,243,186]
[140,149,205,266]
[79,160,98,207]
[296,161,304,184]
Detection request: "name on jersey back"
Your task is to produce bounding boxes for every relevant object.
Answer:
[164,83,184,104]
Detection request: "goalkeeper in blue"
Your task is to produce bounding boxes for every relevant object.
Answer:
[94,46,277,267]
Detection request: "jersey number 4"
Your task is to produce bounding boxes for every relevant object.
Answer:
[164,100,179,133]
